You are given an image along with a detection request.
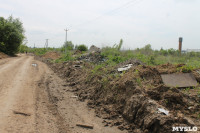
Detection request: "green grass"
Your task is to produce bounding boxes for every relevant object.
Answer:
[30,43,200,72]
[54,52,74,63]
[101,45,200,69]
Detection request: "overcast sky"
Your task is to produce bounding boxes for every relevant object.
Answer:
[0,0,200,50]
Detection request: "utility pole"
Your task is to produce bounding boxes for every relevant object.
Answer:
[179,37,183,54]
[44,39,49,49]
[64,28,69,53]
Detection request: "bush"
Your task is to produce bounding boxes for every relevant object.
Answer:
[55,52,74,63]
[62,41,74,51]
[19,44,28,53]
[77,44,88,51]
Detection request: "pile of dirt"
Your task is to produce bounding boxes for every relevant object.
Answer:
[156,63,185,74]
[40,58,200,133]
[42,52,61,60]
[85,66,199,132]
[0,52,9,59]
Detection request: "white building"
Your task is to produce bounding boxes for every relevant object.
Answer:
[186,49,200,52]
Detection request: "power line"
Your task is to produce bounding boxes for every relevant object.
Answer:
[31,0,145,47]
[70,0,143,29]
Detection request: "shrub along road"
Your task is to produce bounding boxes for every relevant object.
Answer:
[0,54,125,133]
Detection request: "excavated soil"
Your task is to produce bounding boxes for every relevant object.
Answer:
[0,52,9,59]
[40,57,200,133]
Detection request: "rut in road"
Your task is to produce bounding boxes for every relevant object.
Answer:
[0,55,127,133]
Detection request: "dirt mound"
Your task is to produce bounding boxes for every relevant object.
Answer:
[192,69,200,82]
[0,52,9,59]
[42,52,61,60]
[40,58,200,133]
[156,63,185,74]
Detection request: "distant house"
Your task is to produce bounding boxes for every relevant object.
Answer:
[186,49,200,52]
[181,49,200,53]
[181,50,187,54]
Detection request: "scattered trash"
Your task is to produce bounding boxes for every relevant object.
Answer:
[188,107,193,110]
[78,53,104,63]
[13,110,31,116]
[158,108,169,115]
[70,96,78,98]
[197,70,200,75]
[161,73,198,87]
[74,61,83,65]
[41,56,200,133]
[118,64,133,72]
[76,123,94,129]
[73,65,82,68]
[32,63,37,67]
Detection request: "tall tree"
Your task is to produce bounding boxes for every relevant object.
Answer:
[0,16,25,55]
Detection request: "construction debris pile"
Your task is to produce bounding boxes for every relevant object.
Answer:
[77,45,105,63]
[38,48,200,133]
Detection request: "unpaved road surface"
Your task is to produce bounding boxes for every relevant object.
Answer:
[0,55,126,133]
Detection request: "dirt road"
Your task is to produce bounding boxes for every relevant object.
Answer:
[0,55,126,133]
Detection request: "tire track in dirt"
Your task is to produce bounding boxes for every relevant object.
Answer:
[34,59,68,133]
[35,75,69,133]
[39,64,126,133]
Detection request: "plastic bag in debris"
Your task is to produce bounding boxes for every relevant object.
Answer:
[118,64,133,72]
[158,108,169,115]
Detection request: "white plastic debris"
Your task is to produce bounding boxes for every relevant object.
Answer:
[197,70,200,75]
[158,108,169,115]
[32,63,37,67]
[188,107,193,110]
[70,96,78,98]
[118,64,133,72]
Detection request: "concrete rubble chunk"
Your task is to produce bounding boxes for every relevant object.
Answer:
[161,73,198,87]
[89,45,101,53]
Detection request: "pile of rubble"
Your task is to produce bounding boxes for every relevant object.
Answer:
[38,50,200,133]
[77,45,105,63]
